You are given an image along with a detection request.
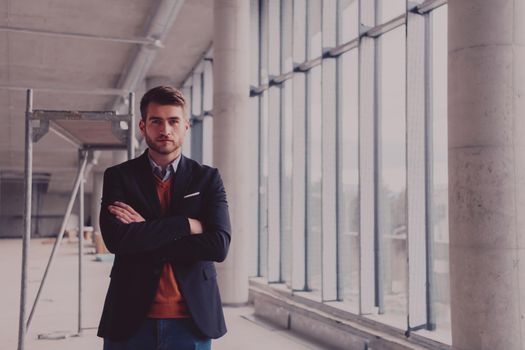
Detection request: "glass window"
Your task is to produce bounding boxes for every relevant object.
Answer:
[340,0,359,44]
[280,0,294,286]
[306,64,322,296]
[377,0,405,25]
[339,48,360,311]
[249,97,261,277]
[429,4,451,341]
[376,25,407,325]
[250,0,260,87]
[281,79,293,285]
[293,0,306,63]
[191,72,202,116]
[307,0,322,60]
[202,60,213,113]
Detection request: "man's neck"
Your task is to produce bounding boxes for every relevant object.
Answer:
[148,149,181,169]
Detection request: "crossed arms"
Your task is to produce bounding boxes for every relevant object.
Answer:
[99,166,231,263]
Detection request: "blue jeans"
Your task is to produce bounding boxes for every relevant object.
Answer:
[103,318,212,350]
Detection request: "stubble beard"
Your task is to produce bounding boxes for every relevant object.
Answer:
[145,134,181,156]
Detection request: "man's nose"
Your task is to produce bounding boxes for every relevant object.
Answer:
[159,121,171,134]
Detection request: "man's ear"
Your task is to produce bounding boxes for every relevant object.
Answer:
[139,119,145,135]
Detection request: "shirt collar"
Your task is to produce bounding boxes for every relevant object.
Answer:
[147,152,181,182]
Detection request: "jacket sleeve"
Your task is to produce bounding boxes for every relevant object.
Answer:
[157,168,231,263]
[99,167,191,255]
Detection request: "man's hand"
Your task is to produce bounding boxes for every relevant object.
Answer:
[108,201,145,224]
[108,200,202,235]
[188,218,203,235]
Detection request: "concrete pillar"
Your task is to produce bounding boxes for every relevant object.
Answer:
[448,1,525,349]
[212,0,251,303]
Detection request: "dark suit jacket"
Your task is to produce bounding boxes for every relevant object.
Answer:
[97,151,231,341]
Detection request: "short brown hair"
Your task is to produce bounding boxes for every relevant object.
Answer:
[140,86,188,121]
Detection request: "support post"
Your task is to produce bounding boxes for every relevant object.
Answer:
[77,150,87,335]
[18,89,33,350]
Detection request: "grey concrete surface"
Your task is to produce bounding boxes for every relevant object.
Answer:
[212,0,253,304]
[1,238,325,350]
[448,1,525,349]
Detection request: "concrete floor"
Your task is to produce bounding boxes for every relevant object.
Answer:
[0,238,327,350]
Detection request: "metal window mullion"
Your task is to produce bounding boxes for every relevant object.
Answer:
[18,89,33,350]
[77,151,85,334]
[424,9,436,331]
[321,0,338,302]
[266,0,281,283]
[358,0,377,315]
[335,0,344,302]
[416,0,447,14]
[258,0,270,278]
[291,0,307,291]
[280,0,294,283]
[374,32,384,314]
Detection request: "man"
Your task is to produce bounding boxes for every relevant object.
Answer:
[97,86,231,350]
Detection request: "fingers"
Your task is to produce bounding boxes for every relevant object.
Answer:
[113,201,139,215]
[108,205,133,223]
[108,202,145,223]
[114,201,145,222]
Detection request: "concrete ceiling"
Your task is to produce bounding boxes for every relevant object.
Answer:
[0,0,214,193]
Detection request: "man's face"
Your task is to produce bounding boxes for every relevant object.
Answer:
[139,102,189,157]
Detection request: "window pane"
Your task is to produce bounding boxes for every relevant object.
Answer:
[340,0,358,43]
[377,25,407,324]
[259,90,269,278]
[306,65,322,296]
[249,97,260,277]
[339,49,359,310]
[281,79,293,285]
[307,0,322,59]
[191,72,202,116]
[268,0,280,75]
[430,4,451,340]
[250,0,260,86]
[378,0,405,24]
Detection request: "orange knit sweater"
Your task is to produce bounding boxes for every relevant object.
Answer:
[147,175,191,318]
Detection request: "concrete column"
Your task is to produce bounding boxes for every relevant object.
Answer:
[212,0,251,303]
[448,1,525,349]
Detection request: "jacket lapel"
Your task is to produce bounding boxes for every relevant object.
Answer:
[169,155,193,214]
[134,150,162,218]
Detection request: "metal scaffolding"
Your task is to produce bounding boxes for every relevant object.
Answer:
[17,89,136,350]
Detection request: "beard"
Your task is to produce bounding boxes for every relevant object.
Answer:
[144,133,181,155]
